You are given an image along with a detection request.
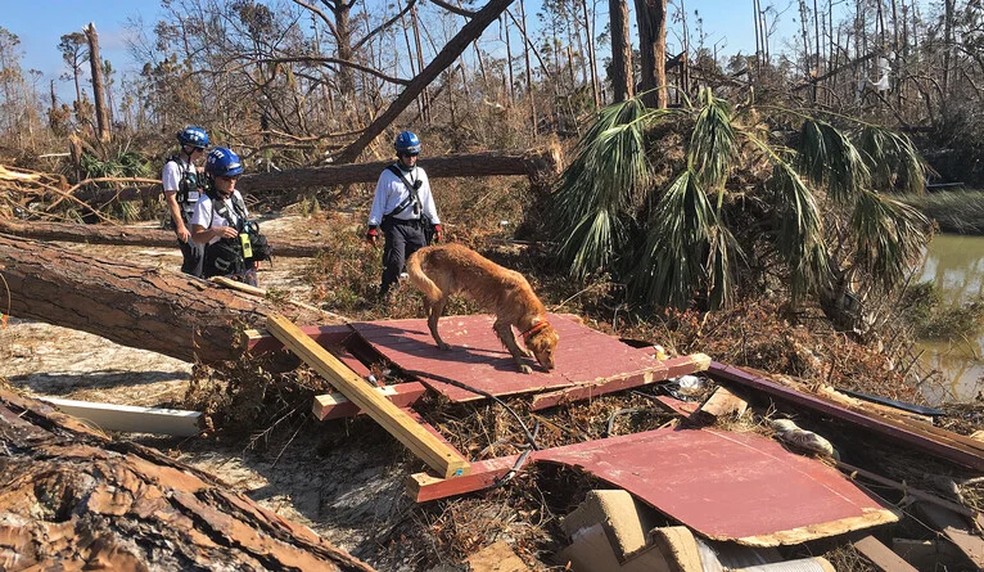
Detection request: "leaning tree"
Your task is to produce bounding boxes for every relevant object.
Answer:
[550,87,930,333]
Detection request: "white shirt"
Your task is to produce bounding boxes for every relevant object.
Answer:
[367,165,441,227]
[161,157,200,214]
[191,190,248,245]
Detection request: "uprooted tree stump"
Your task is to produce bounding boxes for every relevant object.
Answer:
[0,233,327,364]
[0,389,375,571]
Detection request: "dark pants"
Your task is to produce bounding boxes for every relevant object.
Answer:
[175,214,204,277]
[380,217,427,298]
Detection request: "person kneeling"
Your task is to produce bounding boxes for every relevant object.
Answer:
[191,147,261,286]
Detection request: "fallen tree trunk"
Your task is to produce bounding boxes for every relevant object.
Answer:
[0,389,375,571]
[71,148,563,204]
[0,218,327,257]
[239,147,563,194]
[0,233,327,363]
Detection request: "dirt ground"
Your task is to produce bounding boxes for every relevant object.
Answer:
[0,215,447,570]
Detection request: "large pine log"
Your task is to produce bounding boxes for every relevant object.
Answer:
[0,233,326,364]
[71,148,562,204]
[0,389,375,571]
[0,218,326,257]
[237,147,562,194]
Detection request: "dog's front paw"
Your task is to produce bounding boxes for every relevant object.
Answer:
[520,348,534,358]
[518,364,533,374]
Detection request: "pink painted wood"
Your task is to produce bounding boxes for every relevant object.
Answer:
[350,313,663,402]
[535,427,894,543]
[412,427,895,544]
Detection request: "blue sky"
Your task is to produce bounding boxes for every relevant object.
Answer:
[3,0,788,103]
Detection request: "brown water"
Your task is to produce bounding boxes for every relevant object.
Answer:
[917,234,984,404]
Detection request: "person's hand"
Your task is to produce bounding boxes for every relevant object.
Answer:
[433,224,442,243]
[366,226,379,246]
[175,224,191,243]
[217,226,238,239]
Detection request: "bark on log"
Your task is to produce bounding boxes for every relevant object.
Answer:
[0,218,327,258]
[0,233,327,364]
[71,148,563,205]
[0,389,375,572]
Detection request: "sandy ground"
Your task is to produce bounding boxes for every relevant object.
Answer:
[0,216,439,570]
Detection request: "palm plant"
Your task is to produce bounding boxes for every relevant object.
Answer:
[550,88,930,330]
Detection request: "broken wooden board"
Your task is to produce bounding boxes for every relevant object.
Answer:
[313,382,428,421]
[410,427,897,546]
[689,385,748,425]
[535,428,898,546]
[530,353,711,410]
[245,324,354,355]
[708,362,984,471]
[267,314,469,478]
[917,502,984,568]
[39,397,201,436]
[853,536,918,571]
[351,313,667,402]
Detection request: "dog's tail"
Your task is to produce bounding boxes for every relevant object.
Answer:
[407,248,443,301]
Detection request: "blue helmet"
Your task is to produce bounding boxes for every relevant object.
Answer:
[205,147,244,178]
[394,130,421,155]
[177,125,209,148]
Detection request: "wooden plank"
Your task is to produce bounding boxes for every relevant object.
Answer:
[530,354,711,410]
[917,502,984,568]
[39,397,201,436]
[267,314,469,478]
[211,276,266,297]
[245,324,354,355]
[708,362,984,471]
[408,455,520,502]
[853,535,918,571]
[312,382,428,421]
[651,395,700,417]
[690,385,748,425]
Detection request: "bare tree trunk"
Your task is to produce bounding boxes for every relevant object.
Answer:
[84,23,110,142]
[503,16,515,100]
[581,0,600,107]
[334,0,515,163]
[0,234,326,364]
[410,4,431,123]
[634,0,668,108]
[518,0,537,139]
[0,389,375,572]
[0,219,327,258]
[942,0,953,98]
[240,147,563,193]
[609,0,634,102]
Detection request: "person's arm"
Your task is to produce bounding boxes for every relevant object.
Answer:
[191,223,237,244]
[366,172,390,245]
[162,162,190,242]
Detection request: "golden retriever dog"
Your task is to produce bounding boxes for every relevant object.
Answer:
[406,244,559,373]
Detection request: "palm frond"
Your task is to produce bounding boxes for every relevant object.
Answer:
[854,126,927,195]
[631,170,743,308]
[850,190,930,290]
[768,161,830,298]
[689,87,737,207]
[796,119,869,204]
[552,96,675,278]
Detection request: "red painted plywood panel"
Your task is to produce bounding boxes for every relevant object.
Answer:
[536,427,897,545]
[351,314,662,401]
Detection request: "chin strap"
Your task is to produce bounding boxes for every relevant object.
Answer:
[520,319,550,345]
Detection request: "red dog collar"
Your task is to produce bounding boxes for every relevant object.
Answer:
[520,320,550,344]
